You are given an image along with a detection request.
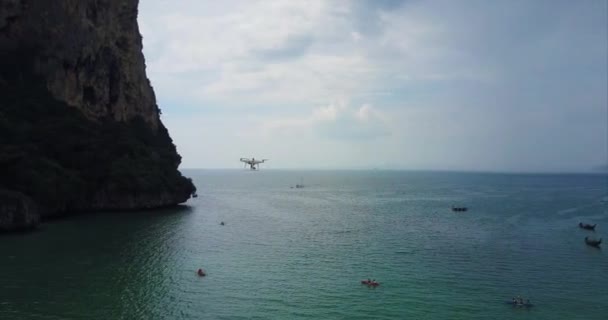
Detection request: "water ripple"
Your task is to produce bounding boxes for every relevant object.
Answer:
[1,171,607,319]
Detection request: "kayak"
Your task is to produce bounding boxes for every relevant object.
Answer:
[361,280,380,287]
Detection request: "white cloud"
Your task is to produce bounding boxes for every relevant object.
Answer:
[260,101,391,140]
[139,0,465,108]
[139,0,607,171]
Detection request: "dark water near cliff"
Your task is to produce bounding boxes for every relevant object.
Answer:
[1,170,607,319]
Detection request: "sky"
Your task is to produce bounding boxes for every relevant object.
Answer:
[138,0,607,172]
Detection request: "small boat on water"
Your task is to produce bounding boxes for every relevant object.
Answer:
[579,222,596,231]
[361,280,380,287]
[295,177,304,189]
[585,237,602,248]
[505,300,533,308]
[452,206,468,212]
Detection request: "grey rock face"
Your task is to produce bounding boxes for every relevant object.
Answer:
[0,0,196,224]
[0,189,40,231]
[0,0,159,127]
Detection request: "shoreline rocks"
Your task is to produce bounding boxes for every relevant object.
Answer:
[0,189,40,232]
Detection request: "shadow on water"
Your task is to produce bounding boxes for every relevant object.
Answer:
[1,204,195,235]
[0,204,195,319]
[0,226,41,237]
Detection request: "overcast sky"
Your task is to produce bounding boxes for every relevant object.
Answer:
[138,0,607,172]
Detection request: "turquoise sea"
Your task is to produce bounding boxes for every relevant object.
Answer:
[1,170,607,319]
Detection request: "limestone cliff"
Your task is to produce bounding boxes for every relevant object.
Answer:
[0,0,160,126]
[0,0,196,230]
[0,189,39,231]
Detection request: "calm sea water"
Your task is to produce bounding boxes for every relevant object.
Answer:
[1,170,607,319]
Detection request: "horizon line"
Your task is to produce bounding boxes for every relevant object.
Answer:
[179,167,608,175]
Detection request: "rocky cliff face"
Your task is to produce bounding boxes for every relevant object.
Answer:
[0,0,196,231]
[0,189,39,231]
[0,0,159,126]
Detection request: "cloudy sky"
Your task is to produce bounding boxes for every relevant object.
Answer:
[138,0,607,172]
